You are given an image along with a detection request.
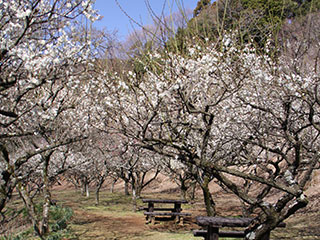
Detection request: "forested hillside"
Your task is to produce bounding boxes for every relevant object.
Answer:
[168,0,320,52]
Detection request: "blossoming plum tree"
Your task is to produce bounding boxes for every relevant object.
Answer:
[104,32,320,239]
[0,0,99,237]
[105,36,259,216]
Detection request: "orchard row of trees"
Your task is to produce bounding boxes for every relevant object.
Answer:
[1,0,320,239]
[0,0,100,238]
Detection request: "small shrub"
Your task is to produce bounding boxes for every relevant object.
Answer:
[49,205,73,233]
[0,228,33,240]
[1,205,74,240]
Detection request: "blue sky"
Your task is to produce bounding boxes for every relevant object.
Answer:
[92,0,198,40]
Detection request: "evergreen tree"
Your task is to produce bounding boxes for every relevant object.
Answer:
[193,0,211,17]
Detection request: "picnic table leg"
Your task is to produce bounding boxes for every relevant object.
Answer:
[174,203,182,212]
[173,203,182,223]
[151,215,156,225]
[145,215,150,224]
[207,226,219,240]
[174,214,184,225]
[146,202,154,224]
[179,216,184,225]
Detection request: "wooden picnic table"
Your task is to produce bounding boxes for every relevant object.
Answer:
[194,216,286,240]
[141,199,191,224]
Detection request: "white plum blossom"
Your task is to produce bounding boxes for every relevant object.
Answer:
[88,29,320,238]
[0,1,101,234]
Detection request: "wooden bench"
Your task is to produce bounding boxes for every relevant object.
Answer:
[193,229,246,238]
[144,211,192,224]
[138,207,176,211]
[142,199,191,224]
[194,216,286,240]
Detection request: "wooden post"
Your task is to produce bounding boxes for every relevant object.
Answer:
[178,216,184,225]
[175,215,180,224]
[207,226,219,240]
[146,202,154,224]
[174,203,182,212]
[151,215,156,225]
[174,203,182,222]
[148,202,154,212]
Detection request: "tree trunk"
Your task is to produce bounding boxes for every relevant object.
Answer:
[0,146,15,218]
[135,184,143,199]
[81,177,90,197]
[81,182,85,195]
[40,153,52,236]
[130,174,138,212]
[17,150,55,239]
[124,179,130,196]
[132,188,137,212]
[0,176,15,219]
[245,223,273,240]
[18,185,43,239]
[200,177,216,216]
[40,189,50,235]
[95,187,100,205]
[95,178,105,205]
[86,183,90,197]
[110,179,117,193]
[188,180,197,201]
[180,180,188,200]
[244,195,308,240]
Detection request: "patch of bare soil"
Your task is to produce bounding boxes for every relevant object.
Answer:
[71,209,147,240]
[64,198,199,240]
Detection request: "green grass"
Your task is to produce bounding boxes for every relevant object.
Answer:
[51,191,246,239]
[139,231,198,240]
[53,190,199,240]
[4,188,320,239]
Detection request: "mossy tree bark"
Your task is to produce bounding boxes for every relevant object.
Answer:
[199,174,216,216]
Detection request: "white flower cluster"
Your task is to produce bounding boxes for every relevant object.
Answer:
[98,29,319,175]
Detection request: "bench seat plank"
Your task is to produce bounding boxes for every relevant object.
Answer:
[142,199,188,204]
[194,216,286,240]
[144,211,191,216]
[197,216,252,228]
[193,230,245,238]
[139,207,176,211]
[197,216,286,228]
